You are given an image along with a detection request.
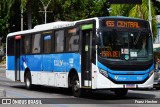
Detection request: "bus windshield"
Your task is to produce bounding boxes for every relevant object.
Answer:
[98,29,153,61]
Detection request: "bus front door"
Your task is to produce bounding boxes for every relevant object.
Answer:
[15,36,21,81]
[81,23,94,88]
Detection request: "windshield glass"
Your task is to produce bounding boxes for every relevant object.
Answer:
[98,29,153,61]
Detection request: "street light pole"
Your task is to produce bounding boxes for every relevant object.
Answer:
[21,7,23,31]
[44,6,47,24]
[148,0,152,33]
[40,0,52,24]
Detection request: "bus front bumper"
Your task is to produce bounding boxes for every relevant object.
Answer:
[92,72,154,89]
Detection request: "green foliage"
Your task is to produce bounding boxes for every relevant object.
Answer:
[0,0,9,42]
[110,0,157,40]
[50,0,109,21]
[0,0,110,43]
[1,0,159,43]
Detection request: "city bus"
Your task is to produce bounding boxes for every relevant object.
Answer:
[6,16,154,97]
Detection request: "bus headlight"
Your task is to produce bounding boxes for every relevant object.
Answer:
[149,70,154,77]
[99,68,108,78]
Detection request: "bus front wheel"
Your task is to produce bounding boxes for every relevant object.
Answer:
[25,72,32,90]
[72,75,83,97]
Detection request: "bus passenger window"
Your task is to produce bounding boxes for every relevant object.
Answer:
[7,37,15,56]
[31,33,41,53]
[55,30,64,52]
[43,35,51,53]
[24,35,31,54]
[66,28,79,52]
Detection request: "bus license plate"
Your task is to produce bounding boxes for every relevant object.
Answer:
[125,84,136,88]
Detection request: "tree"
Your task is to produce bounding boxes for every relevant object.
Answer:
[55,0,109,21]
[110,0,157,40]
[0,0,9,42]
[27,0,32,29]
[152,0,160,14]
[0,0,110,43]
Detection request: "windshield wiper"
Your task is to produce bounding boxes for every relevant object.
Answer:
[112,29,119,38]
[134,30,142,45]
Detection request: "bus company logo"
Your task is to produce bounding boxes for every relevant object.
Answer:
[137,76,143,80]
[69,58,74,64]
[114,76,119,80]
[69,58,74,67]
[54,60,63,66]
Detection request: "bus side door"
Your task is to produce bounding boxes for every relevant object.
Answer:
[80,21,96,88]
[14,35,22,81]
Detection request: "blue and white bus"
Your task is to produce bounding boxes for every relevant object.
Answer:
[6,16,154,97]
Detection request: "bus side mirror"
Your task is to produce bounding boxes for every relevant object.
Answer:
[94,33,99,45]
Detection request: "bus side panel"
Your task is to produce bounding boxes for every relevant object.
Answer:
[40,54,52,85]
[51,53,81,73]
[42,54,53,72]
[21,55,42,85]
[6,56,15,81]
[21,53,81,88]
[7,56,15,70]
[52,53,81,87]
[20,55,26,82]
[26,55,42,71]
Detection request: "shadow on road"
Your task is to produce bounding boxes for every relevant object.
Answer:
[11,85,156,100]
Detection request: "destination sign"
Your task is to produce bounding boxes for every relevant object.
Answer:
[102,51,120,58]
[106,20,140,28]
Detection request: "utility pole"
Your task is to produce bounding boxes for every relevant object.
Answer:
[21,7,23,31]
[27,0,32,29]
[148,0,152,33]
[39,0,52,24]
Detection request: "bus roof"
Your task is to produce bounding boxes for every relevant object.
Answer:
[7,16,146,37]
[7,17,98,37]
[7,21,76,37]
[98,16,144,20]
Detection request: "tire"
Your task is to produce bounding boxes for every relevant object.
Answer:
[156,87,160,90]
[72,75,83,97]
[25,72,32,90]
[114,89,128,97]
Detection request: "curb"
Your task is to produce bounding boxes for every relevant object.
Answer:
[0,89,6,97]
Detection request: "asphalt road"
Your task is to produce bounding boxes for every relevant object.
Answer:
[0,67,160,107]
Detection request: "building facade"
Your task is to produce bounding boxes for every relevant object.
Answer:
[154,15,160,44]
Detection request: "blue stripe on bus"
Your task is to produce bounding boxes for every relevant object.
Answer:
[7,53,81,73]
[97,61,154,82]
[97,61,153,74]
[108,73,148,82]
[7,56,15,70]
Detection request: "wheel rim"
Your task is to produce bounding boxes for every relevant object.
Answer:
[26,78,30,88]
[74,80,80,92]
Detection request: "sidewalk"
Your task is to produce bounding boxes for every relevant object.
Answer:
[0,64,5,68]
[0,64,6,97]
[0,64,6,79]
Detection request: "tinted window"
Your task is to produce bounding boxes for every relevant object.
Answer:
[7,37,14,56]
[43,34,52,53]
[66,28,79,52]
[24,35,31,54]
[55,30,64,52]
[31,33,41,53]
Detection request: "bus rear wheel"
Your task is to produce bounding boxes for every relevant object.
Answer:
[25,72,32,90]
[114,89,128,97]
[72,75,83,97]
